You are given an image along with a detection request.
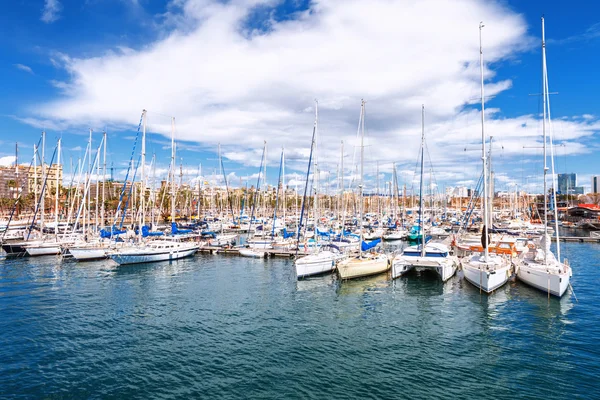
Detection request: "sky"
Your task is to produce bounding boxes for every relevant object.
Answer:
[1,0,599,195]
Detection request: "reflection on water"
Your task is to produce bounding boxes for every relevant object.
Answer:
[0,242,597,399]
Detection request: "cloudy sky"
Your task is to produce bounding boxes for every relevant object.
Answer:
[1,0,599,194]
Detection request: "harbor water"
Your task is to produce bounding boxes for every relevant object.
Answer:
[1,241,599,399]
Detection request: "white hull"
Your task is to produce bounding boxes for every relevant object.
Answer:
[295,251,339,278]
[69,248,108,261]
[337,254,390,280]
[383,232,407,241]
[246,240,273,250]
[26,245,61,256]
[517,262,570,297]
[110,245,198,265]
[462,254,511,293]
[392,255,457,281]
[239,248,266,258]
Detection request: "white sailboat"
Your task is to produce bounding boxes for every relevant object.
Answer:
[516,17,571,297]
[110,115,199,266]
[392,105,457,281]
[461,22,512,293]
[337,100,390,280]
[295,100,345,278]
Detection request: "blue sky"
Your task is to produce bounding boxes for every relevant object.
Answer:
[1,0,599,194]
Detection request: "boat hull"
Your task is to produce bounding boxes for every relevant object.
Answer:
[392,255,457,282]
[69,248,108,261]
[110,247,198,265]
[462,259,511,293]
[295,251,338,278]
[517,263,569,297]
[337,255,390,280]
[26,245,61,257]
[239,249,266,258]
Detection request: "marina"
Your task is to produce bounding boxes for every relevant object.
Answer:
[0,241,598,399]
[1,1,600,398]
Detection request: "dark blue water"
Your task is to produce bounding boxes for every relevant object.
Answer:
[1,242,599,399]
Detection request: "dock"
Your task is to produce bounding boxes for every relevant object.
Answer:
[198,246,299,258]
[551,236,600,243]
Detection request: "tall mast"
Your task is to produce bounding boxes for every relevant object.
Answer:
[40,131,46,233]
[340,140,344,224]
[376,161,380,215]
[171,117,176,224]
[55,138,61,240]
[87,129,92,235]
[420,105,425,256]
[541,17,549,267]
[359,100,365,259]
[479,21,490,261]
[141,109,147,227]
[313,100,319,239]
[543,17,562,262]
[282,147,286,223]
[102,131,107,227]
[95,138,100,231]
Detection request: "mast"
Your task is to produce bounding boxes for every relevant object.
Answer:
[420,105,425,256]
[102,131,107,227]
[55,138,61,240]
[170,117,176,224]
[479,21,490,261]
[282,147,286,224]
[313,100,319,240]
[359,100,365,259]
[340,140,344,225]
[87,129,92,235]
[141,109,147,227]
[376,161,380,215]
[543,17,561,262]
[40,131,46,233]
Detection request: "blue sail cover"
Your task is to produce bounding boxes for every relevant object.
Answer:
[171,222,192,235]
[317,229,330,237]
[361,238,381,252]
[100,227,127,238]
[141,225,164,237]
[282,228,294,239]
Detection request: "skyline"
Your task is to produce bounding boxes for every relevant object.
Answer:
[1,0,599,194]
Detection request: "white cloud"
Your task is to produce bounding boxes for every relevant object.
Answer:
[41,0,62,24]
[24,0,599,189]
[14,64,34,74]
[0,156,16,167]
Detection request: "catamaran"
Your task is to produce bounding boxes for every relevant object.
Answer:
[392,105,457,282]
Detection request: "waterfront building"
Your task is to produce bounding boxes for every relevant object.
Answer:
[27,163,63,195]
[0,166,27,199]
[592,176,600,193]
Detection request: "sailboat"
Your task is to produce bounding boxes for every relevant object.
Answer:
[295,101,345,278]
[239,141,271,258]
[392,105,458,281]
[110,115,198,266]
[516,17,571,297]
[337,100,390,280]
[461,22,513,293]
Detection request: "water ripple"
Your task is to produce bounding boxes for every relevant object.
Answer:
[1,243,599,399]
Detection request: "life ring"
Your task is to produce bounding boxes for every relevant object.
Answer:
[527,243,535,250]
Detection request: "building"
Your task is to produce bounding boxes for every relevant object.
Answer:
[557,173,576,195]
[27,163,63,195]
[0,166,28,199]
[592,176,600,194]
